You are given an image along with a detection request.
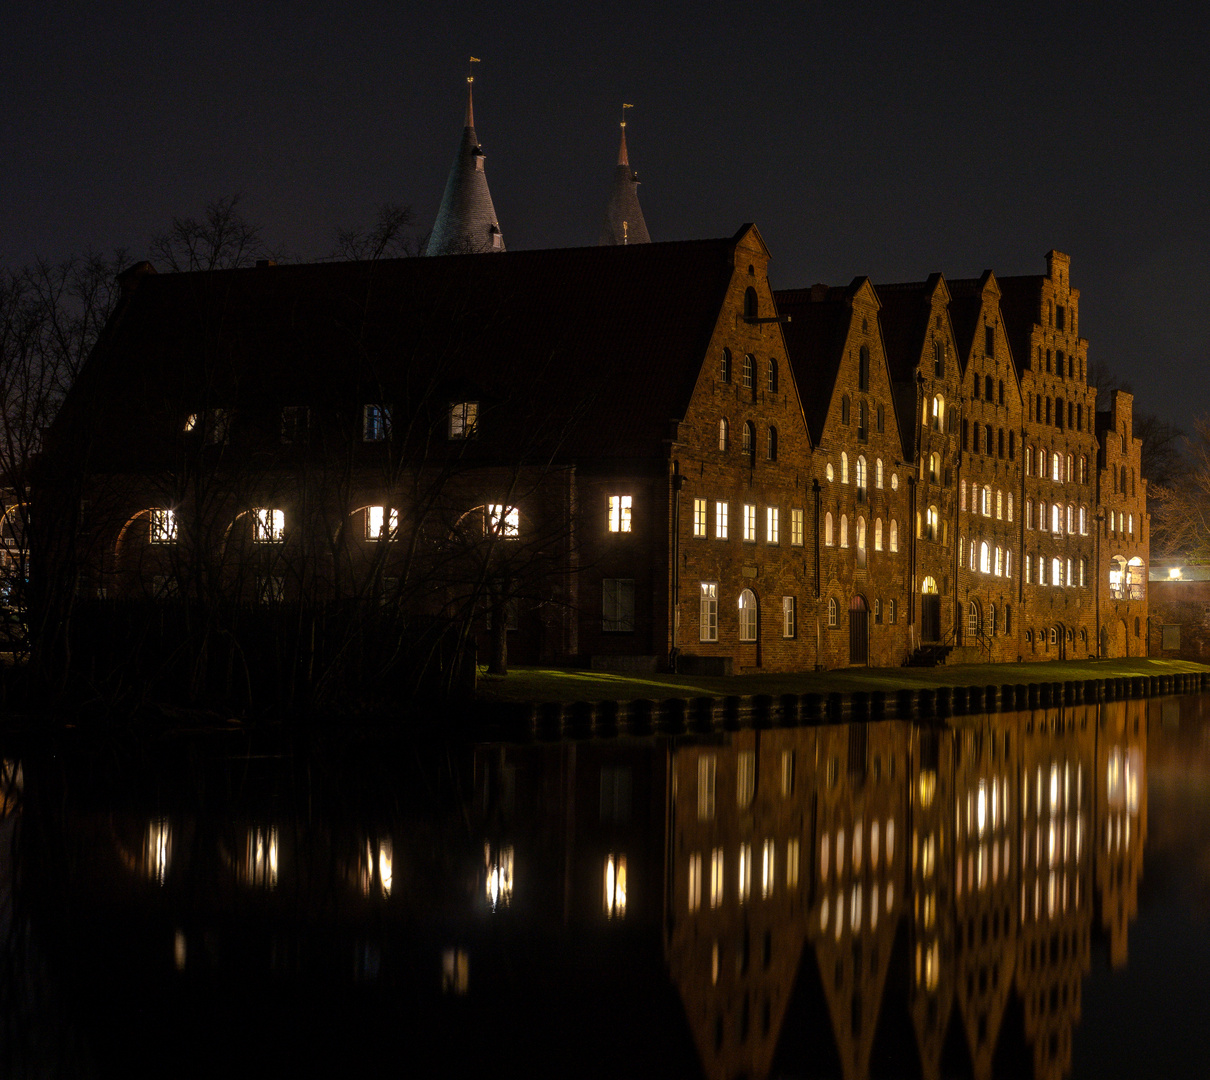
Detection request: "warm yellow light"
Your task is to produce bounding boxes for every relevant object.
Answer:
[604,853,627,918]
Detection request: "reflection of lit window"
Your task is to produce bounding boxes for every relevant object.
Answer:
[253,508,285,543]
[710,848,724,908]
[977,779,987,837]
[918,770,936,809]
[870,821,880,868]
[145,818,171,885]
[149,509,177,544]
[697,755,716,820]
[886,819,895,862]
[738,843,751,904]
[604,854,627,918]
[442,948,470,994]
[787,838,799,888]
[1126,749,1141,814]
[737,750,755,807]
[820,897,829,932]
[780,750,795,796]
[688,853,702,912]
[762,839,775,899]
[174,929,187,971]
[1107,749,1123,808]
[245,827,278,889]
[820,834,830,880]
[361,838,393,898]
[484,844,514,911]
[853,819,863,871]
[1050,763,1060,811]
[851,884,862,932]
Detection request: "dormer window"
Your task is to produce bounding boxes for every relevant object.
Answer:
[363,404,391,442]
[449,401,478,439]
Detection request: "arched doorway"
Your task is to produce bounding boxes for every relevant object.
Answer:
[849,595,869,666]
[1050,624,1065,659]
[921,577,940,643]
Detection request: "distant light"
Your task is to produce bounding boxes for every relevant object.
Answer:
[1169,567,1183,579]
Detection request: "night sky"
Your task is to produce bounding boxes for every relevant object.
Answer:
[5,1,1208,430]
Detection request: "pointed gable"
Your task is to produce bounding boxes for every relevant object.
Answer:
[599,115,651,246]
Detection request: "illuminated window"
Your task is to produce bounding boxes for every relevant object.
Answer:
[926,505,938,541]
[720,348,731,383]
[487,504,519,538]
[841,452,849,484]
[697,755,717,820]
[365,505,399,540]
[699,582,718,642]
[688,853,702,912]
[715,502,728,539]
[980,542,990,574]
[604,854,627,918]
[738,589,757,642]
[1053,557,1062,585]
[738,843,752,903]
[253,508,285,543]
[602,579,635,632]
[888,598,896,623]
[607,495,632,533]
[791,508,804,546]
[828,597,838,627]
[839,514,848,548]
[932,394,944,431]
[1079,506,1087,534]
[825,512,834,546]
[856,516,867,567]
[782,595,795,638]
[762,840,776,899]
[874,518,883,551]
[1052,503,1062,534]
[710,848,724,908]
[149,508,177,544]
[997,490,1003,520]
[995,546,1003,576]
[1052,452,1061,481]
[767,506,779,543]
[363,404,391,441]
[742,353,754,388]
[693,498,707,537]
[857,455,868,499]
[448,401,478,439]
[719,417,729,451]
[890,519,898,552]
[743,503,756,541]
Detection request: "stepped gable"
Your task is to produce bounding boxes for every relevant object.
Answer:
[599,114,650,246]
[62,237,741,468]
[774,281,858,445]
[426,73,505,256]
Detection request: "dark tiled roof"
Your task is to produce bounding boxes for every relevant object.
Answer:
[873,279,935,386]
[996,274,1044,379]
[59,237,741,470]
[945,276,987,362]
[427,122,505,256]
[774,283,855,445]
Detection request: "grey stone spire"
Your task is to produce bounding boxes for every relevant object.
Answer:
[426,64,505,256]
[599,107,650,246]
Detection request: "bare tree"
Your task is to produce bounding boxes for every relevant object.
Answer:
[1150,415,1210,560]
[149,195,276,273]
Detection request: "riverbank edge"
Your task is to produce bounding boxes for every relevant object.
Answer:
[472,668,1210,741]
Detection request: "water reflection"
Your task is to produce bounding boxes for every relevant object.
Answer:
[0,699,1178,1078]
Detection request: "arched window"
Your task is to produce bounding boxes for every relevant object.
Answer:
[840,515,849,548]
[961,480,967,511]
[858,345,870,391]
[1067,454,1073,482]
[743,421,755,463]
[996,490,1003,520]
[720,348,732,383]
[856,456,867,500]
[718,418,729,451]
[934,340,945,377]
[927,505,939,541]
[982,486,991,516]
[874,518,883,551]
[967,602,980,638]
[928,453,939,483]
[1026,446,1033,475]
[841,396,851,424]
[825,512,834,546]
[828,597,838,627]
[1052,504,1062,534]
[1052,453,1061,481]
[768,358,779,393]
[841,452,849,484]
[742,354,754,389]
[738,589,757,641]
[767,426,778,461]
[1026,499,1033,528]
[826,462,834,482]
[932,395,944,431]
[856,517,867,568]
[1005,550,1012,578]
[890,519,898,552]
[875,458,883,488]
[1052,557,1063,585]
[744,287,758,320]
[995,546,1003,575]
[980,542,990,574]
[1127,557,1145,600]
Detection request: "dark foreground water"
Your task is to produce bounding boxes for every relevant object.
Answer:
[1,694,1207,1079]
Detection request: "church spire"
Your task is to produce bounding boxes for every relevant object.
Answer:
[599,104,650,246]
[426,59,505,256]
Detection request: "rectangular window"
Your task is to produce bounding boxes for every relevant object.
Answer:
[149,508,177,544]
[715,502,729,539]
[693,498,707,537]
[688,853,702,913]
[743,503,757,542]
[607,495,632,533]
[486,504,519,538]
[697,755,717,821]
[253,508,285,543]
[790,508,804,546]
[602,578,635,632]
[280,405,309,443]
[363,404,391,441]
[365,505,399,540]
[448,401,478,439]
[782,596,795,638]
[767,507,779,544]
[699,582,718,642]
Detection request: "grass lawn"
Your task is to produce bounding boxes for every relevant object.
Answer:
[474,657,1210,705]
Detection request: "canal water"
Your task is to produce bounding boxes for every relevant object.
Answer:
[1,694,1207,1079]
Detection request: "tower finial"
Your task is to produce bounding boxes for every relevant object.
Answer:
[466,57,480,128]
[619,103,633,166]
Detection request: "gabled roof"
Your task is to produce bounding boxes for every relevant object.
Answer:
[774,283,855,445]
[995,273,1045,379]
[58,235,746,470]
[873,274,947,385]
[945,272,997,363]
